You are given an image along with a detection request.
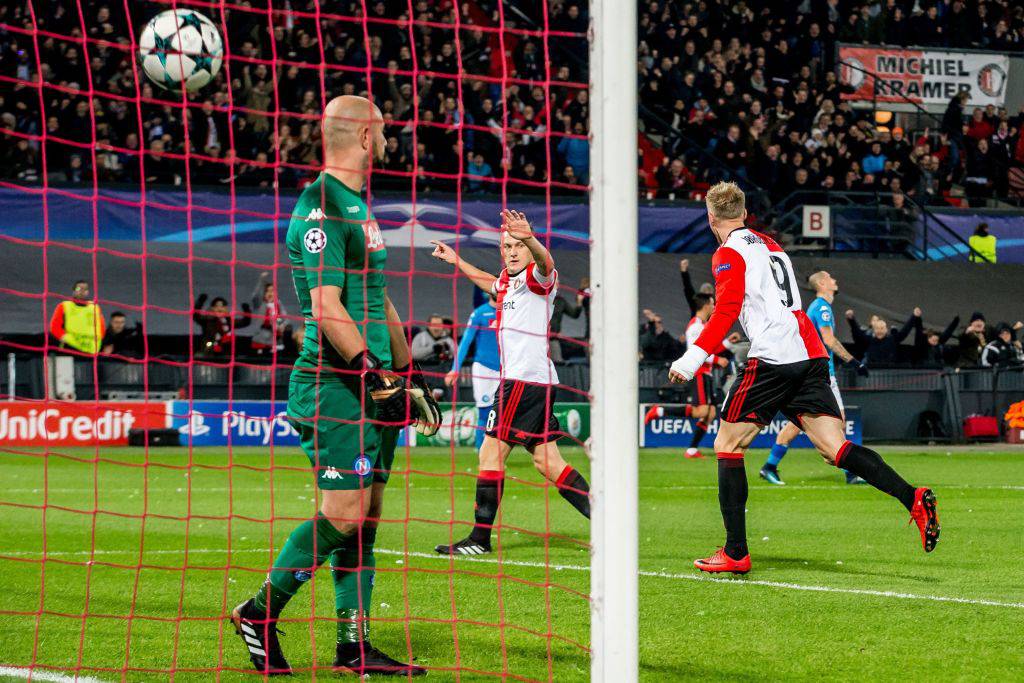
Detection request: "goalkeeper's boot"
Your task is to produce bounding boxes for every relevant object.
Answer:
[759,465,785,486]
[909,487,940,552]
[684,448,705,459]
[643,404,663,425]
[333,641,426,677]
[694,547,751,575]
[434,536,491,556]
[231,598,292,676]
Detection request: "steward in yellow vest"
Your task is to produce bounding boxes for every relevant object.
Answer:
[49,281,106,355]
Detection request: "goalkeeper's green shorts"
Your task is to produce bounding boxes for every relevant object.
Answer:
[287,376,397,490]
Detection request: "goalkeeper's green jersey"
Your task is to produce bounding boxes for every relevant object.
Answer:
[286,172,391,380]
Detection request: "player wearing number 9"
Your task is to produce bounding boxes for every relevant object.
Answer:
[669,181,939,576]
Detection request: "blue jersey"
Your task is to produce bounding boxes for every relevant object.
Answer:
[807,296,836,376]
[453,303,500,372]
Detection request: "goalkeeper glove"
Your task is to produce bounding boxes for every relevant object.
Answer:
[351,350,411,426]
[395,362,441,436]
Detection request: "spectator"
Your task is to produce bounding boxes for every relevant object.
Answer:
[101,311,144,358]
[846,307,919,366]
[556,119,590,183]
[193,294,251,358]
[913,314,960,368]
[49,280,105,355]
[411,314,457,363]
[550,290,585,363]
[861,141,887,176]
[249,272,287,356]
[465,153,492,194]
[956,313,988,367]
[639,309,683,362]
[968,222,997,263]
[980,323,1024,368]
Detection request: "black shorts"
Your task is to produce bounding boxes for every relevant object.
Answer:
[689,372,715,406]
[721,357,841,427]
[485,379,562,449]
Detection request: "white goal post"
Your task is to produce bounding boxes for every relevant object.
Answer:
[589,0,639,680]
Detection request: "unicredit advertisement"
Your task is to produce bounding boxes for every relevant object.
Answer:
[0,401,169,446]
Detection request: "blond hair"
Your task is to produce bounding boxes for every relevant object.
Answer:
[705,181,746,220]
[807,270,828,292]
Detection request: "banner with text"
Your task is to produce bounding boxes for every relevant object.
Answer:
[0,401,169,446]
[415,402,591,448]
[839,45,1008,107]
[640,405,862,449]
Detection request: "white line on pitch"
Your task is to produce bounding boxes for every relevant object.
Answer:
[0,665,111,683]
[4,546,1023,611]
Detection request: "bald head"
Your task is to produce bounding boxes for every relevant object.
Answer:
[322,95,384,161]
[808,270,837,297]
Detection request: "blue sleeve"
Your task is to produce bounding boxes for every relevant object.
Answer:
[452,310,479,371]
[812,302,834,331]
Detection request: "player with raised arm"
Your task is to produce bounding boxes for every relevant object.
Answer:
[430,210,591,556]
[445,292,500,449]
[759,270,869,486]
[230,96,436,677]
[669,182,939,575]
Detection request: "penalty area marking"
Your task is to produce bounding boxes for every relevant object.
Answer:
[4,546,1023,611]
[0,666,111,683]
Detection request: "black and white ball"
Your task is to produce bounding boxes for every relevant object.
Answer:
[138,9,223,92]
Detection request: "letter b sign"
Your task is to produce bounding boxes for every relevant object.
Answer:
[802,205,831,239]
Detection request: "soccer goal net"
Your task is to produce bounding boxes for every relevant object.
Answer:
[1,0,637,681]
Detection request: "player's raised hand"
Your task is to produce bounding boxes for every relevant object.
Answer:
[679,258,689,272]
[502,209,533,241]
[444,370,459,387]
[430,240,458,264]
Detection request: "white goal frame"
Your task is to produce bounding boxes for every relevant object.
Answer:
[589,0,639,680]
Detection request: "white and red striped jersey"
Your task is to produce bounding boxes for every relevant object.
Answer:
[675,228,826,375]
[493,262,559,385]
[685,316,717,376]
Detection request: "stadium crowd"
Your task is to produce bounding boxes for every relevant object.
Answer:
[637,0,1024,206]
[2,0,1023,209]
[0,0,590,195]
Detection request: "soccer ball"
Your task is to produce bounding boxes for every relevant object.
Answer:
[138,9,223,93]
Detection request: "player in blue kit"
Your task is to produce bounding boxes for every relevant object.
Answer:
[446,293,501,448]
[760,270,869,486]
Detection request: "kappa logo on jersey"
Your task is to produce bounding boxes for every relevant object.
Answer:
[305,207,325,222]
[714,263,732,275]
[304,227,327,253]
[363,220,385,251]
[321,465,343,480]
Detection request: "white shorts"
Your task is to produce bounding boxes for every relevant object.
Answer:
[471,361,501,409]
[830,375,845,416]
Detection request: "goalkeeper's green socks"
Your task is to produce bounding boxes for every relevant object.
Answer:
[252,512,353,618]
[332,525,377,645]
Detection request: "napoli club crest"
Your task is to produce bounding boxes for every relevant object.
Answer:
[353,455,373,477]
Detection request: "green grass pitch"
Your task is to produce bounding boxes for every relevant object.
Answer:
[1,445,1022,681]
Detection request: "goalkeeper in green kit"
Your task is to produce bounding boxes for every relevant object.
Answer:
[231,96,439,677]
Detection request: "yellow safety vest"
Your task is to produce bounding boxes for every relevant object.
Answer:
[61,301,104,355]
[969,234,997,263]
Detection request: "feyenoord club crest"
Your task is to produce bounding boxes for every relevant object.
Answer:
[303,227,327,253]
